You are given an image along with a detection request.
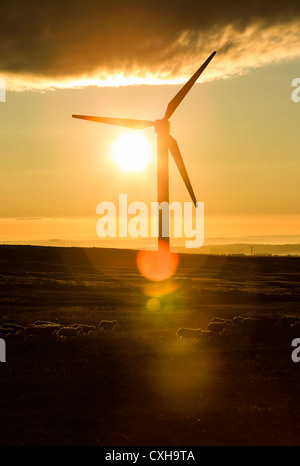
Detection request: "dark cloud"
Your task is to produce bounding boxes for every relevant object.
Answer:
[1,0,300,86]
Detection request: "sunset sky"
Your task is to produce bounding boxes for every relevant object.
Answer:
[1,0,300,249]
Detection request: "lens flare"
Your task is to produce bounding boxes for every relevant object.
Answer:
[143,280,181,298]
[136,241,179,282]
[146,298,161,311]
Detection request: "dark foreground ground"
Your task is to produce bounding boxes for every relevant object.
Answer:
[0,244,300,446]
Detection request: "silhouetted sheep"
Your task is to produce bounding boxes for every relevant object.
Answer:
[233,316,245,325]
[0,327,13,339]
[69,324,96,333]
[57,326,81,338]
[99,320,118,332]
[34,320,59,326]
[280,315,300,327]
[176,327,211,340]
[207,321,230,332]
[26,325,57,337]
[78,324,96,334]
[240,317,264,328]
[2,323,25,332]
[211,317,232,324]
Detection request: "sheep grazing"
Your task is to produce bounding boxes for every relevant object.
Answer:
[210,317,232,324]
[45,324,62,332]
[176,327,211,340]
[99,320,118,332]
[1,323,25,332]
[233,316,245,325]
[57,326,81,338]
[0,327,13,339]
[34,320,59,326]
[69,324,96,333]
[280,315,300,327]
[207,321,230,333]
[240,317,264,328]
[78,324,96,334]
[26,325,57,338]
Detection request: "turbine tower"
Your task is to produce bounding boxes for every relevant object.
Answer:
[73,51,216,253]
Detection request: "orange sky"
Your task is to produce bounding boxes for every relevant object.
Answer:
[1,8,300,249]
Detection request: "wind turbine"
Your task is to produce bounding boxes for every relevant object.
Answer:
[72,51,216,253]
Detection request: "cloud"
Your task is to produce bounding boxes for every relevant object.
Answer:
[1,0,300,90]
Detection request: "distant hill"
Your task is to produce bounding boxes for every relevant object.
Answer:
[1,240,300,256]
[176,243,300,256]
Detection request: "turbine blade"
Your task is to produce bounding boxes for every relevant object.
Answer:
[168,135,197,207]
[165,51,216,119]
[72,115,154,130]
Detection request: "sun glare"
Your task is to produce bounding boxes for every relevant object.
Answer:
[112,132,152,173]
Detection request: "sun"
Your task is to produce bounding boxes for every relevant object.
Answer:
[112,132,152,173]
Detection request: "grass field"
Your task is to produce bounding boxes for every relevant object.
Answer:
[0,245,300,446]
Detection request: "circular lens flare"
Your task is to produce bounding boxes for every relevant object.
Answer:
[146,298,161,311]
[136,241,179,282]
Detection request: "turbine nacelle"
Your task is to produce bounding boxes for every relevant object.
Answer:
[154,118,170,135]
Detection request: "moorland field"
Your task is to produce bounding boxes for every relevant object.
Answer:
[0,244,300,446]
